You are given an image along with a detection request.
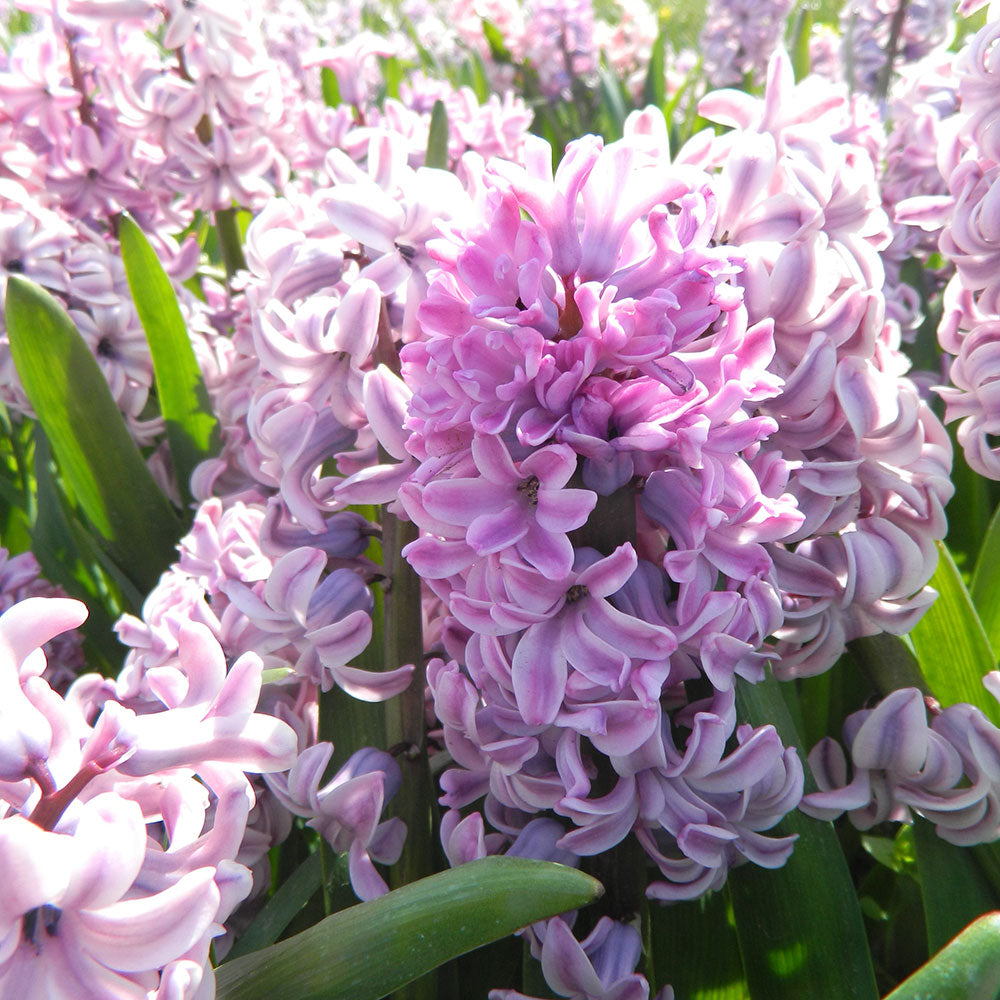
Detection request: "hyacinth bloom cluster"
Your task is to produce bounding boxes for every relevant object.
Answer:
[0,596,297,998]
[392,120,811,903]
[8,1,1000,996]
[680,52,953,677]
[801,679,1000,846]
[840,0,955,95]
[490,916,674,1000]
[879,50,959,343]
[901,6,1000,481]
[0,0,535,459]
[699,0,795,89]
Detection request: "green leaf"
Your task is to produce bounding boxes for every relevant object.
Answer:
[425,99,449,170]
[214,857,603,1000]
[5,276,181,595]
[469,51,491,103]
[321,66,341,107]
[945,428,1000,574]
[119,214,220,509]
[641,23,667,109]
[730,673,878,1000]
[909,541,1000,725]
[225,852,323,962]
[972,501,1000,659]
[380,55,405,100]
[481,18,512,64]
[31,428,129,666]
[884,911,1000,1000]
[597,62,628,142]
[224,849,356,962]
[789,6,813,81]
[913,817,1000,954]
[651,890,749,999]
[862,824,916,877]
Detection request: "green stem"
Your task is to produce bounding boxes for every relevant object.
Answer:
[875,0,910,100]
[215,207,248,281]
[382,511,435,1000]
[383,511,430,888]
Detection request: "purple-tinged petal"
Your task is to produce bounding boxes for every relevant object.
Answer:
[347,838,390,901]
[265,548,326,626]
[851,688,929,773]
[60,794,146,912]
[0,817,73,930]
[534,487,597,533]
[471,434,520,483]
[441,809,488,867]
[540,918,606,997]
[332,663,414,701]
[0,597,88,667]
[422,479,508,526]
[519,521,575,578]
[512,619,568,726]
[363,366,411,461]
[467,502,530,554]
[575,544,638,597]
[73,867,220,972]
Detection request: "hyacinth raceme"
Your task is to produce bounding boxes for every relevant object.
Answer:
[393,122,808,902]
[684,51,953,677]
[917,8,1000,481]
[699,0,795,89]
[877,51,960,345]
[522,0,598,98]
[840,0,955,95]
[490,916,674,1000]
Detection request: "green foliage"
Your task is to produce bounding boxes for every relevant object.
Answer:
[481,18,513,64]
[913,818,1000,954]
[910,541,1000,725]
[789,6,813,81]
[425,99,450,169]
[119,214,221,510]
[731,672,879,1000]
[321,65,342,107]
[4,276,181,597]
[641,22,667,110]
[972,501,1000,658]
[651,890,749,999]
[215,858,603,1000]
[884,912,1000,1000]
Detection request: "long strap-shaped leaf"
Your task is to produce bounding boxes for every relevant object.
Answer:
[913,817,1000,954]
[884,911,1000,1000]
[214,857,603,1000]
[730,673,879,1000]
[5,275,180,595]
[118,213,220,509]
[910,540,1000,726]
[972,501,1000,659]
